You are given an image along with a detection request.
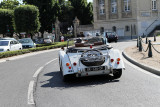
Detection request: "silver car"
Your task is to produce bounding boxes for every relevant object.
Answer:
[19,38,36,48]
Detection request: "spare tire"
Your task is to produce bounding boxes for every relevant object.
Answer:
[81,50,105,66]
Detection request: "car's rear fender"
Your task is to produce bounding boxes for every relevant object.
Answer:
[59,50,74,76]
[109,49,125,69]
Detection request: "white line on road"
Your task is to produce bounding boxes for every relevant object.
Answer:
[33,58,58,78]
[28,81,35,105]
[44,58,58,66]
[28,58,58,105]
[33,66,44,78]
[123,57,160,79]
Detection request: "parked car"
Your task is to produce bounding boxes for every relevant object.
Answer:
[0,37,17,41]
[19,38,36,48]
[33,38,44,44]
[0,40,22,52]
[59,36,125,82]
[44,38,52,44]
[105,32,118,42]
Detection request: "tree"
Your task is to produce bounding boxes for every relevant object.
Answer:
[59,0,65,4]
[0,9,14,36]
[83,2,93,24]
[69,0,93,25]
[58,1,74,33]
[23,0,57,35]
[14,5,40,38]
[0,0,20,10]
[58,1,73,22]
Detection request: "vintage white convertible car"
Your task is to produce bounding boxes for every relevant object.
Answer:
[59,36,125,82]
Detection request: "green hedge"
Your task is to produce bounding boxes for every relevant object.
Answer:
[36,43,57,47]
[0,41,73,59]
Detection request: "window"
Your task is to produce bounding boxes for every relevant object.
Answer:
[99,0,104,4]
[152,0,157,10]
[124,0,131,12]
[10,41,14,45]
[125,26,130,31]
[13,41,18,44]
[111,0,117,13]
[100,27,104,34]
[99,0,105,14]
[112,26,116,32]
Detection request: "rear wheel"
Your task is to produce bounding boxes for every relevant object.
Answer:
[113,69,122,79]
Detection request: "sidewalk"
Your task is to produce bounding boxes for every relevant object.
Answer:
[123,36,160,75]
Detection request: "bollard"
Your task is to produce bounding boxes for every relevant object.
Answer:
[143,33,145,38]
[139,37,142,52]
[148,40,152,57]
[154,35,156,42]
[146,36,148,44]
[137,37,139,47]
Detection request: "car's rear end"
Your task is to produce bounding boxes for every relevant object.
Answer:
[59,47,124,81]
[106,32,118,42]
[59,37,124,81]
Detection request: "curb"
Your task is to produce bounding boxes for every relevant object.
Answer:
[122,51,160,76]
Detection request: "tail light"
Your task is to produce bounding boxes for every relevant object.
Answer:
[111,59,114,62]
[117,58,120,62]
[73,62,77,66]
[66,63,70,66]
[69,66,71,69]
[90,45,92,49]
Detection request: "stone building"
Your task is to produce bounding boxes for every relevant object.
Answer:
[93,0,160,36]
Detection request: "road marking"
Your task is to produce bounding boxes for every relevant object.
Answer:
[33,58,58,78]
[28,81,35,105]
[44,58,58,66]
[123,57,160,79]
[33,66,44,78]
[28,58,58,105]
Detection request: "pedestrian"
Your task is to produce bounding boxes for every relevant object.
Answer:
[61,36,64,42]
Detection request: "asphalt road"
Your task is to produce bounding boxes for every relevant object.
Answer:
[1,39,160,107]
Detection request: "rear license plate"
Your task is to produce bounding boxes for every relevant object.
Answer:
[85,66,105,72]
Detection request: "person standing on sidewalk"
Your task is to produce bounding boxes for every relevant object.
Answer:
[61,36,64,42]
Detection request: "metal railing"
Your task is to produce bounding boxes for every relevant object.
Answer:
[137,35,160,57]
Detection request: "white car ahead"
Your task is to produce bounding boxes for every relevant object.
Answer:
[0,40,22,52]
[59,36,125,82]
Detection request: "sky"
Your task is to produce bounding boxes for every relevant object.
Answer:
[0,0,93,3]
[88,0,93,2]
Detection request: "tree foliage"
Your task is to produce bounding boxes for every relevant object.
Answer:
[0,0,20,10]
[0,9,14,35]
[58,1,73,23]
[69,0,93,25]
[23,0,57,34]
[83,2,93,24]
[23,0,93,34]
[14,5,40,34]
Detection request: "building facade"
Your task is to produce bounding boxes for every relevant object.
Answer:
[93,0,160,36]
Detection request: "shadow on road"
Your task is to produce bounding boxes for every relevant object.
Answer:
[40,71,119,89]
